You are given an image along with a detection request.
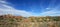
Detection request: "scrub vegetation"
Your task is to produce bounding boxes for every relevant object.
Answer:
[0,14,60,27]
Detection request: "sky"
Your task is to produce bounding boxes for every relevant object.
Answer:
[0,0,60,17]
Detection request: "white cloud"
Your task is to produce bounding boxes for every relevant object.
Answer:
[40,9,60,16]
[0,0,33,17]
[46,8,50,10]
[0,0,60,17]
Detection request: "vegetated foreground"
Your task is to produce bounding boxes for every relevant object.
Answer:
[0,14,60,27]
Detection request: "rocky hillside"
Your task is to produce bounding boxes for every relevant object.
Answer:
[0,14,60,27]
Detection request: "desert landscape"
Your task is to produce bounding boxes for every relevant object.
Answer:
[0,0,60,27]
[0,14,60,27]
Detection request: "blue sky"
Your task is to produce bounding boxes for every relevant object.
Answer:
[0,0,60,17]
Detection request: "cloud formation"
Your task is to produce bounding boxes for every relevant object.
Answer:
[0,0,60,17]
[0,0,33,17]
[40,8,60,16]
